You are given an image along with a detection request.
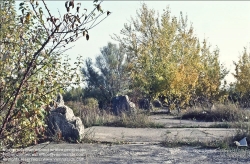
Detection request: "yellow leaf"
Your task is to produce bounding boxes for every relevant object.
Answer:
[25,12,31,24]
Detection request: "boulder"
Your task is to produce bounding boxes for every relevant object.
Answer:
[111,95,135,115]
[138,98,151,110]
[46,93,84,141]
[152,100,162,108]
[55,93,64,106]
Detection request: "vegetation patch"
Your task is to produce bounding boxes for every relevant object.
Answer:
[180,104,250,122]
[65,101,164,128]
[160,138,230,149]
[0,0,110,149]
[104,112,164,128]
[65,101,115,128]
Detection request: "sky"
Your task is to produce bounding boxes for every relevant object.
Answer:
[16,1,250,83]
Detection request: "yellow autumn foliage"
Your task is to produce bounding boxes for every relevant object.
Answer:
[114,3,228,109]
[233,47,250,95]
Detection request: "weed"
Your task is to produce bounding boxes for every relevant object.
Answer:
[80,128,97,144]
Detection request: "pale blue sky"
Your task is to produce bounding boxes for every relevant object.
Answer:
[17,1,250,83]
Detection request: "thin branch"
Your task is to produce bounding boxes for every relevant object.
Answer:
[29,1,49,36]
[42,0,57,28]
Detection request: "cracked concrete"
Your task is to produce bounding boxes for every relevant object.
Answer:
[86,126,236,143]
[1,115,248,164]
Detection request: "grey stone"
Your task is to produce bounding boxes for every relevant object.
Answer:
[152,100,162,108]
[56,93,64,106]
[138,98,152,110]
[46,94,84,141]
[111,95,135,115]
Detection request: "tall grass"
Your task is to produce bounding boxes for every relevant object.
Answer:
[105,111,164,128]
[65,101,164,128]
[65,101,115,128]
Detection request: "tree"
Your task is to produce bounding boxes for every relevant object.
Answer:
[232,47,250,107]
[233,47,250,94]
[113,3,228,110]
[113,4,174,101]
[196,42,229,102]
[113,4,200,104]
[82,58,109,107]
[63,87,84,102]
[82,42,129,108]
[0,0,110,148]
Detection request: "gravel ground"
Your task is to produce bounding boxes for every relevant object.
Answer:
[2,143,250,164]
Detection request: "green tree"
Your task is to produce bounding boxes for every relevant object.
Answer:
[113,4,171,101]
[82,58,109,107]
[113,4,200,104]
[233,47,250,95]
[0,0,110,148]
[82,42,129,108]
[113,3,228,109]
[196,42,229,102]
[63,87,84,102]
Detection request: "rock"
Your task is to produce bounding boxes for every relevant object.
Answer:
[46,94,84,142]
[152,100,162,108]
[138,98,151,110]
[111,95,135,115]
[56,93,64,106]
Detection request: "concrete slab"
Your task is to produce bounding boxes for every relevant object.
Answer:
[149,115,223,127]
[86,126,236,143]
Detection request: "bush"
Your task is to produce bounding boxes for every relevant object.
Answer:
[83,98,99,109]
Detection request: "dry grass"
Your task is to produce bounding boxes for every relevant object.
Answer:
[180,103,250,122]
[65,101,115,128]
[162,103,250,149]
[161,137,230,149]
[230,123,250,147]
[65,101,164,128]
[104,111,164,128]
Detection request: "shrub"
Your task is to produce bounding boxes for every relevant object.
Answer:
[83,98,99,109]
